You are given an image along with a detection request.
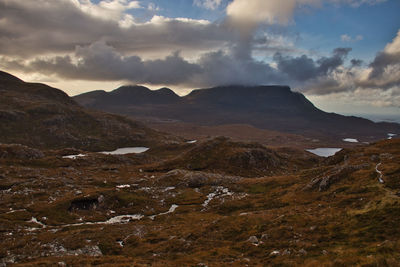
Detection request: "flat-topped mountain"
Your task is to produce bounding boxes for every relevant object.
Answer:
[0,71,173,150]
[74,85,400,142]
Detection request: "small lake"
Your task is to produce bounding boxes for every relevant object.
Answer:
[343,138,358,143]
[306,148,342,157]
[63,147,150,159]
[100,147,149,155]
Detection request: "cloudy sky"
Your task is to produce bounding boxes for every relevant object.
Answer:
[1,0,400,118]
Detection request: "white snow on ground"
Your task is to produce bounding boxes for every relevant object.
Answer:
[306,148,342,157]
[343,138,359,143]
[116,184,131,189]
[376,163,385,184]
[388,133,397,140]
[103,215,144,224]
[25,204,180,231]
[186,140,197,144]
[202,187,233,208]
[26,217,47,231]
[62,154,86,159]
[29,217,46,228]
[5,209,26,214]
[149,204,179,220]
[163,187,175,192]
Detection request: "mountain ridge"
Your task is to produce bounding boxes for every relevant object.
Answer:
[74,84,400,142]
[0,71,175,150]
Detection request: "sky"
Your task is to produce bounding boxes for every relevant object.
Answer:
[1,0,400,119]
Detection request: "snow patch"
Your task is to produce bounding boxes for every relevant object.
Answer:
[62,154,86,159]
[388,133,397,140]
[163,187,175,192]
[29,217,46,228]
[202,186,233,208]
[116,184,131,189]
[104,214,144,224]
[149,204,179,220]
[375,163,384,184]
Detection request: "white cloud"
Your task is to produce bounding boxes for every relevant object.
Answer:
[341,34,363,42]
[70,0,142,27]
[225,0,385,33]
[194,0,223,10]
[384,30,400,54]
[147,3,160,11]
[226,0,320,27]
[330,0,386,8]
[0,0,228,58]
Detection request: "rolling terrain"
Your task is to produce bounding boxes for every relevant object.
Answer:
[0,137,399,266]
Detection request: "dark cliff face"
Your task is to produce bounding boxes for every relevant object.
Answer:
[182,85,319,115]
[74,84,400,141]
[0,71,171,150]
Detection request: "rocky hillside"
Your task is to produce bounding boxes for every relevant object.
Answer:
[0,71,174,151]
[0,135,399,266]
[149,136,318,177]
[74,85,400,142]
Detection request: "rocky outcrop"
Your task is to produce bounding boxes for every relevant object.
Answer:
[0,143,44,160]
[160,169,241,188]
[155,137,290,177]
[68,195,105,211]
[304,163,370,191]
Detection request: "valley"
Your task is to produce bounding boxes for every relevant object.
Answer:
[0,71,399,266]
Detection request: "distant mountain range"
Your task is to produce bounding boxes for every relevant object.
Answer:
[0,71,173,150]
[74,85,400,142]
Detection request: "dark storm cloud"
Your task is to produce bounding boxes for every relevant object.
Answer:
[368,51,400,80]
[9,42,201,85]
[5,42,357,89]
[355,30,400,91]
[350,59,363,67]
[273,48,351,82]
[3,41,284,87]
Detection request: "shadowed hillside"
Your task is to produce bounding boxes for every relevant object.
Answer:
[0,71,175,150]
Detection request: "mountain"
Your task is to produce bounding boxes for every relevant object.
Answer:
[74,85,400,142]
[0,71,173,150]
[76,86,180,107]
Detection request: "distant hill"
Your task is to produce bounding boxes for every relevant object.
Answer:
[0,71,173,150]
[74,85,400,142]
